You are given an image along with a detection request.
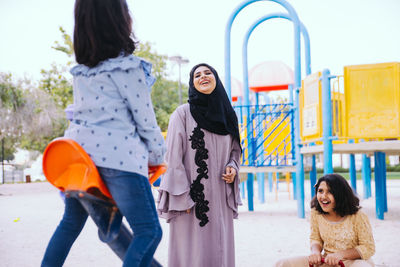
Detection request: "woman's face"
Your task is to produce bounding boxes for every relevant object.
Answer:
[317,181,336,214]
[193,66,216,94]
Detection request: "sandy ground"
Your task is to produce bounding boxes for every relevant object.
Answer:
[1,180,400,267]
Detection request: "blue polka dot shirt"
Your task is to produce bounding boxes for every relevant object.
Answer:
[64,54,166,177]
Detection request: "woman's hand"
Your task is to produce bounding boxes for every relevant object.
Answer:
[308,252,322,266]
[222,166,236,183]
[324,252,343,266]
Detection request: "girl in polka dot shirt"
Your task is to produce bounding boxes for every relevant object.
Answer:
[41,1,165,266]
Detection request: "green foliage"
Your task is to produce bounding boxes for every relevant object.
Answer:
[38,63,73,109]
[0,72,66,156]
[333,166,349,173]
[135,42,168,78]
[135,42,185,131]
[0,138,17,161]
[23,66,72,151]
[0,73,25,112]
[0,73,26,159]
[386,164,400,172]
[51,26,74,62]
[151,79,186,131]
[20,27,74,152]
[20,118,68,152]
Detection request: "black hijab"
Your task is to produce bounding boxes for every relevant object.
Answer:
[188,63,241,150]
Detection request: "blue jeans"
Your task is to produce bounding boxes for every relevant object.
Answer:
[41,167,162,267]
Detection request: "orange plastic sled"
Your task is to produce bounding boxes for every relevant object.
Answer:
[42,138,166,199]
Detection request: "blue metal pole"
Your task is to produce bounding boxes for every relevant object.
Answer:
[361,154,372,199]
[294,86,305,218]
[240,181,246,199]
[255,93,265,203]
[289,2,304,218]
[289,84,297,200]
[366,155,372,198]
[268,172,273,192]
[374,152,384,220]
[349,153,357,192]
[348,140,357,193]
[382,153,388,212]
[291,172,297,200]
[321,69,333,174]
[247,173,254,211]
[241,38,254,210]
[258,173,265,203]
[310,153,317,198]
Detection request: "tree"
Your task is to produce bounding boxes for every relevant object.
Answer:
[52,27,74,59]
[0,72,66,154]
[18,83,66,152]
[0,73,26,159]
[19,27,74,152]
[135,42,187,131]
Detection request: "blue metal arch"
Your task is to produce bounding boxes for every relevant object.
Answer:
[241,12,312,108]
[224,0,305,218]
[224,0,301,100]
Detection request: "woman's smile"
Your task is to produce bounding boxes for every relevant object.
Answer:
[193,66,216,94]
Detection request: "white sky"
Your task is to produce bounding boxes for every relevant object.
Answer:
[1,0,400,87]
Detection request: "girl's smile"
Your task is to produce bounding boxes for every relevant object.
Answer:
[317,181,336,214]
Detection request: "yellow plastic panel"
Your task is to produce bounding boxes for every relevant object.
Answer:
[263,116,291,157]
[331,91,345,137]
[344,62,400,138]
[240,118,249,165]
[300,72,322,141]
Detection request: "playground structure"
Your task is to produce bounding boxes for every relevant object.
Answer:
[225,0,399,220]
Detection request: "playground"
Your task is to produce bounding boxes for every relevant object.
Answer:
[224,0,400,223]
[1,180,399,267]
[1,0,400,266]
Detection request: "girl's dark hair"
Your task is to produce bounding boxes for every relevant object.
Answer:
[73,0,136,67]
[311,173,360,217]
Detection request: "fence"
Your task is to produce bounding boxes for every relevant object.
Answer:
[234,103,294,168]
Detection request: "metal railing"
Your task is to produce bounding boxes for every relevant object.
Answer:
[235,103,294,167]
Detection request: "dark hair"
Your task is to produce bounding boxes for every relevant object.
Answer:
[311,173,360,217]
[73,0,136,67]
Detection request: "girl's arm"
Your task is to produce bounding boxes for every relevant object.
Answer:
[308,243,323,265]
[354,211,375,260]
[324,248,360,265]
[309,209,323,265]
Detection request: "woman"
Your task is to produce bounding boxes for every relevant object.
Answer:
[157,63,242,267]
[41,0,165,266]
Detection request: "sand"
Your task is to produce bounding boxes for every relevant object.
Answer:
[1,180,399,267]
